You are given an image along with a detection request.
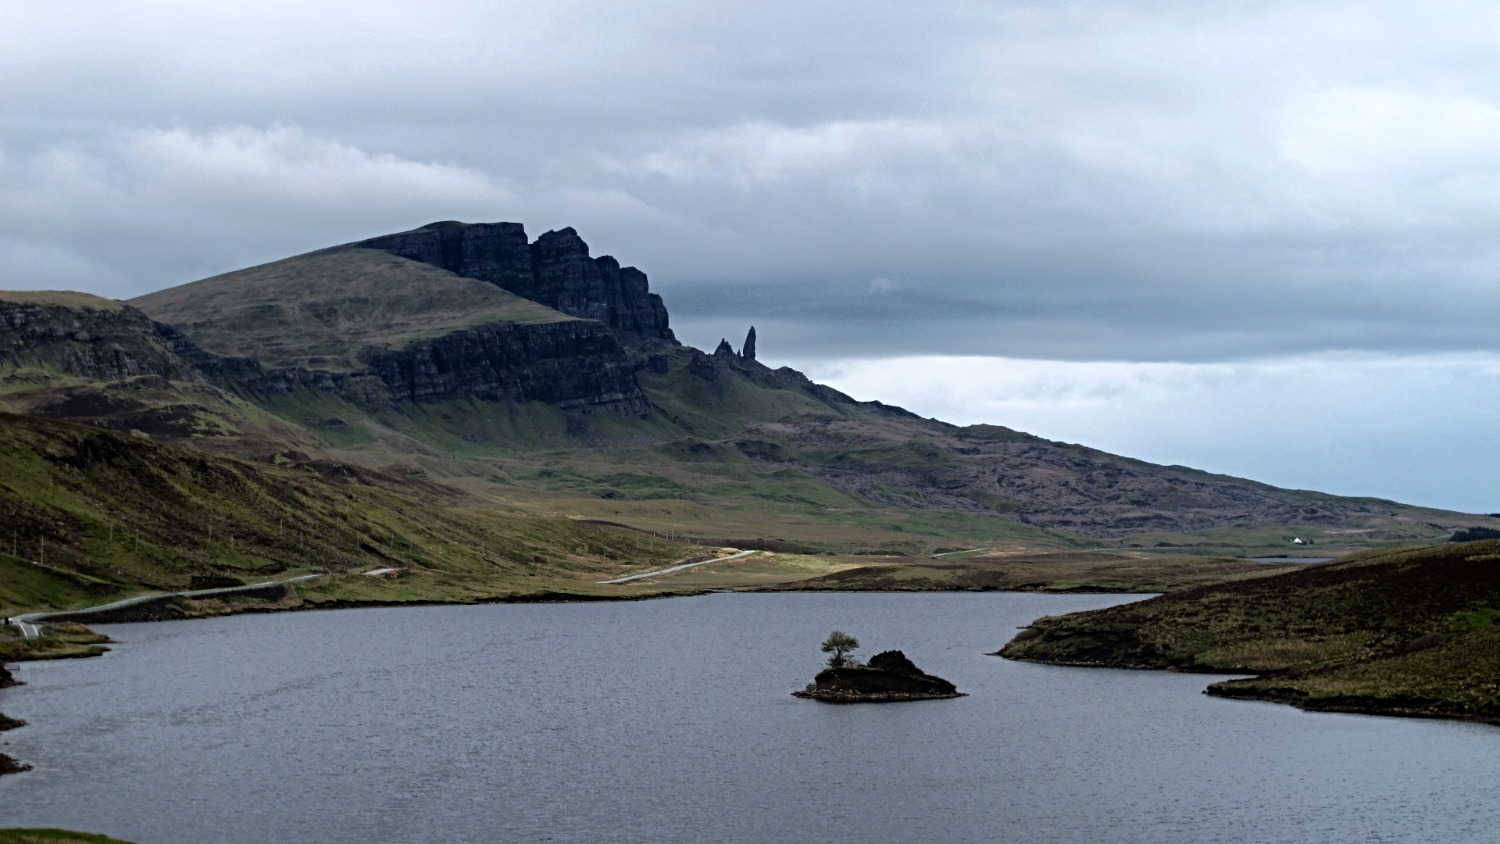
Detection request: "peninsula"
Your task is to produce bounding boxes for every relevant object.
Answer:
[999,537,1500,724]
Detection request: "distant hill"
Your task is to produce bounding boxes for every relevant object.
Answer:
[0,221,1492,569]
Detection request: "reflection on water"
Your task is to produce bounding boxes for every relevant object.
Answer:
[2,593,1497,844]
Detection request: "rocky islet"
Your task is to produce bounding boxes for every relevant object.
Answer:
[794,649,966,703]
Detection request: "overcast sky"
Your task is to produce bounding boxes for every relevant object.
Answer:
[2,1,1498,512]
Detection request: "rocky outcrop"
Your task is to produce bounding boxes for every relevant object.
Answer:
[531,229,673,343]
[0,668,25,776]
[2,291,651,418]
[359,221,674,344]
[157,310,649,416]
[0,298,202,383]
[361,320,649,413]
[793,650,965,702]
[357,220,534,292]
[743,326,757,361]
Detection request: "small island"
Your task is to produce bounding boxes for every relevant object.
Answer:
[793,631,966,703]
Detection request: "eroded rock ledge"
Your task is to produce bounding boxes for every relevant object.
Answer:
[793,650,966,703]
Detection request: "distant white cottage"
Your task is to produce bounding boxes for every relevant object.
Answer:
[1292,537,1305,545]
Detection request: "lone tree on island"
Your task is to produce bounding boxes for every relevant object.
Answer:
[821,630,860,668]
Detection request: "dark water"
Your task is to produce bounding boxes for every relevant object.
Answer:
[1246,556,1336,564]
[3,593,1498,843]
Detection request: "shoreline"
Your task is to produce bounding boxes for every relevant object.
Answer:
[1204,684,1500,727]
[9,577,1493,786]
[998,650,1500,729]
[791,689,967,703]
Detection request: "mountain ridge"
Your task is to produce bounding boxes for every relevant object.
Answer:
[4,222,1495,558]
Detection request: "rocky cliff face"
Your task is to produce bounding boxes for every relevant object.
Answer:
[360,321,648,413]
[2,297,649,418]
[0,297,202,383]
[359,221,674,344]
[158,315,649,415]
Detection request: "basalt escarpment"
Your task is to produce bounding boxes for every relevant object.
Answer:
[2,289,650,418]
[360,221,674,344]
[0,295,202,383]
[794,650,965,703]
[349,319,647,412]
[159,318,650,414]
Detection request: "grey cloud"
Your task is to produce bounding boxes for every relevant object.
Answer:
[4,1,1500,362]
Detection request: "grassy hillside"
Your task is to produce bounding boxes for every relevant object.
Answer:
[1000,539,1500,722]
[131,247,576,371]
[17,227,1494,559]
[240,342,1483,556]
[0,413,705,623]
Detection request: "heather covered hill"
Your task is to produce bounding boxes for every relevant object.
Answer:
[999,539,1500,723]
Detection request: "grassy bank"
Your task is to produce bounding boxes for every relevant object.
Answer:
[0,623,110,662]
[763,551,1299,594]
[999,539,1500,722]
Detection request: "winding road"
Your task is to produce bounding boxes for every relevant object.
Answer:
[598,550,756,584]
[9,573,327,640]
[8,552,761,637]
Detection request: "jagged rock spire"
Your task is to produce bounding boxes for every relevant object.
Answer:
[743,326,757,361]
[714,338,735,356]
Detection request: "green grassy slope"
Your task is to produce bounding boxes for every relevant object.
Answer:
[131,247,576,371]
[0,413,696,620]
[1000,539,1500,721]
[225,342,1487,556]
